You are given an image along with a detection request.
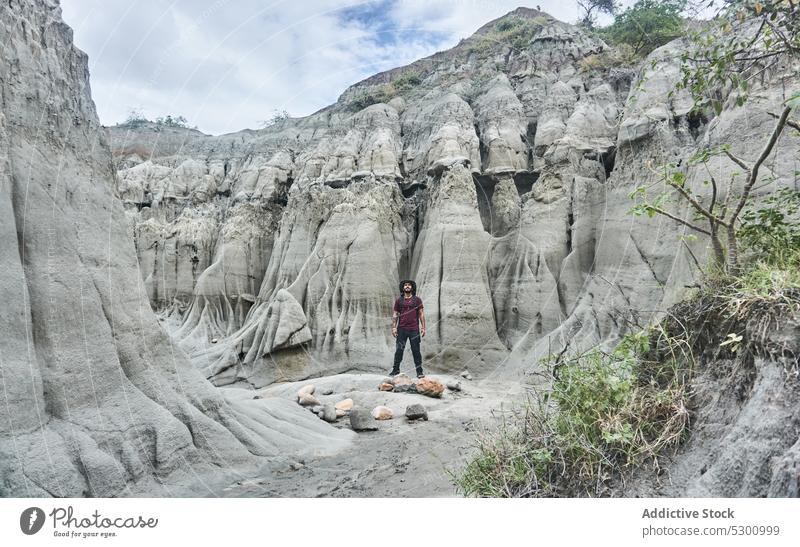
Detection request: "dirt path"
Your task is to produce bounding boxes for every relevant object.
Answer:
[217,373,526,497]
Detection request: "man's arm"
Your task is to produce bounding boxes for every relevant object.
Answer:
[391,310,399,337]
[419,308,426,337]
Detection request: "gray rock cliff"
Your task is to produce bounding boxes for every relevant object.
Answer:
[0,0,353,497]
[3,1,797,497]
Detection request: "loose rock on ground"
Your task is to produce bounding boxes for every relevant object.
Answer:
[350,409,379,431]
[405,404,428,421]
[371,406,393,420]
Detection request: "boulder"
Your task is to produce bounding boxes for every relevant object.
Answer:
[416,377,444,398]
[379,382,394,392]
[405,404,428,421]
[371,406,393,420]
[350,409,379,431]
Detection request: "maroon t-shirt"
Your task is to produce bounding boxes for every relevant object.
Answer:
[394,295,423,331]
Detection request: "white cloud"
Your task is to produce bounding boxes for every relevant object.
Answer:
[61,0,601,135]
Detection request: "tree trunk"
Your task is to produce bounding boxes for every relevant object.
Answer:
[726,224,739,275]
[709,221,726,272]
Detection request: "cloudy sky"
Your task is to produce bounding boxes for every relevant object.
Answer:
[61,1,612,135]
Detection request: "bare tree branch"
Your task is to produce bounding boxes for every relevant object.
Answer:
[722,149,751,172]
[667,180,728,227]
[702,161,719,221]
[646,206,712,236]
[730,105,792,224]
[767,111,800,132]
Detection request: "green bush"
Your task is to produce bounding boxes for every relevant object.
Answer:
[348,85,396,111]
[154,114,190,128]
[455,329,693,497]
[392,72,422,91]
[739,188,800,268]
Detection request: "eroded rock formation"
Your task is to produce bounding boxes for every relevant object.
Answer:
[111,8,639,386]
[111,7,797,392]
[3,0,798,498]
[0,0,352,497]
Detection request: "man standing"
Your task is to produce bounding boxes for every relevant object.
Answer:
[390,279,426,378]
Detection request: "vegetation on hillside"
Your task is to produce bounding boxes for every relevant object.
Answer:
[259,109,291,128]
[455,202,799,496]
[467,15,549,57]
[346,70,424,111]
[598,0,687,57]
[629,0,799,274]
[455,329,694,497]
[577,0,617,29]
[455,0,800,497]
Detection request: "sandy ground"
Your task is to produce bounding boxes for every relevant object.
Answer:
[215,373,527,497]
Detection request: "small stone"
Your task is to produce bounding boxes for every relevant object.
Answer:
[405,404,428,421]
[211,338,218,344]
[350,408,379,431]
[297,384,315,397]
[321,387,334,395]
[446,380,461,392]
[336,409,346,418]
[378,382,394,391]
[416,377,444,398]
[460,370,472,380]
[335,398,353,411]
[289,462,304,471]
[298,393,320,406]
[371,406,393,420]
[322,403,337,422]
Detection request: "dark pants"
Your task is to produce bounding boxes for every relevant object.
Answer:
[392,329,423,375]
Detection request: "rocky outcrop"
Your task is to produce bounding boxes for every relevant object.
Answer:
[0,0,352,497]
[622,317,800,497]
[109,8,639,385]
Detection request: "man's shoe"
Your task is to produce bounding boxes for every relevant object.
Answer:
[417,373,425,379]
[389,369,400,377]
